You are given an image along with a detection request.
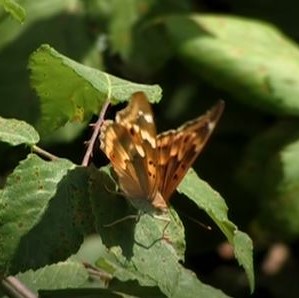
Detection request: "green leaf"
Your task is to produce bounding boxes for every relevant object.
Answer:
[17,261,89,294]
[96,227,230,297]
[0,116,40,146]
[29,44,162,134]
[89,168,230,297]
[108,0,140,58]
[89,166,186,259]
[94,216,230,298]
[0,158,232,296]
[177,169,255,293]
[0,0,97,129]
[0,154,78,275]
[165,14,299,115]
[0,0,76,50]
[0,0,26,23]
[238,121,299,240]
[103,0,190,76]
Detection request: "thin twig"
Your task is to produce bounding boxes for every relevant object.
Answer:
[32,145,58,161]
[1,276,37,298]
[82,100,110,166]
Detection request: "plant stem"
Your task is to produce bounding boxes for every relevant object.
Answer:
[82,100,110,166]
[1,276,37,298]
[32,145,58,161]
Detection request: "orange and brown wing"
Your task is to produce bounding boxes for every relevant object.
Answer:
[100,92,165,212]
[156,100,224,203]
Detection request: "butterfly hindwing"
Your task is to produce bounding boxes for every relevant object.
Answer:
[157,100,224,202]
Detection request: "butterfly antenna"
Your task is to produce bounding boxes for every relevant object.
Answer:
[82,100,110,166]
[179,211,212,231]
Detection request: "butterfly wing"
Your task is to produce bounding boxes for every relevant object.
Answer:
[100,92,167,212]
[157,100,224,202]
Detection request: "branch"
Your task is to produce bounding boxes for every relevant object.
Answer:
[32,145,58,161]
[82,100,110,166]
[1,276,37,298]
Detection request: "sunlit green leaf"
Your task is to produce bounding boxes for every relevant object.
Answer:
[178,169,255,293]
[165,14,299,115]
[17,261,89,293]
[0,117,39,146]
[0,0,26,23]
[29,44,162,134]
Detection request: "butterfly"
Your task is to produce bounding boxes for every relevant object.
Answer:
[100,92,224,215]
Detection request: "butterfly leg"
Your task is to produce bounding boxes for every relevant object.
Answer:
[103,182,125,197]
[152,214,172,243]
[103,214,139,227]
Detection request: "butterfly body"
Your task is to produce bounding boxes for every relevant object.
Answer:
[100,92,224,214]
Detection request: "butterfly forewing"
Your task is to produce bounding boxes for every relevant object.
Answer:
[100,121,141,191]
[100,92,165,212]
[156,100,224,202]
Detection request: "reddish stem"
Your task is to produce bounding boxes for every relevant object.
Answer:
[81,100,110,166]
[1,276,37,298]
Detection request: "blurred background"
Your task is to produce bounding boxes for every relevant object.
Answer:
[2,1,299,297]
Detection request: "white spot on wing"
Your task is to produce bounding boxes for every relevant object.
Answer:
[140,129,156,148]
[135,144,145,157]
[138,111,153,123]
[133,124,140,133]
[144,114,154,123]
[208,121,216,130]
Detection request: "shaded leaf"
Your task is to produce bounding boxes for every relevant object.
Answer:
[0,154,80,275]
[89,166,186,259]
[0,116,39,146]
[89,168,229,297]
[0,0,75,50]
[94,215,230,298]
[0,156,233,296]
[108,0,141,58]
[29,44,162,134]
[0,0,26,23]
[104,0,191,76]
[165,14,299,115]
[238,121,299,240]
[96,233,230,297]
[177,169,254,293]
